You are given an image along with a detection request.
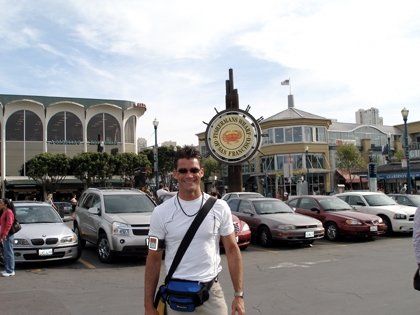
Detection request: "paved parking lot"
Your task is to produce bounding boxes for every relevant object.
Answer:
[0,234,418,315]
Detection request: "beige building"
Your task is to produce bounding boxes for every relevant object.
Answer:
[197,95,420,196]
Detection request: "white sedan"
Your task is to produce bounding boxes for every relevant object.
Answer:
[12,201,81,263]
[335,191,415,234]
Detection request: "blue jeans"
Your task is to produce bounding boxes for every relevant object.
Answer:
[3,234,15,273]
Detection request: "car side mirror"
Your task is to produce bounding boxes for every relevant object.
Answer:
[310,207,320,213]
[88,207,100,215]
[356,202,365,206]
[243,209,254,215]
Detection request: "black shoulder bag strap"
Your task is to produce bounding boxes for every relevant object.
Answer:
[164,196,217,284]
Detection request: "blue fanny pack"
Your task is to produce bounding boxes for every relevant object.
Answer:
[160,278,215,312]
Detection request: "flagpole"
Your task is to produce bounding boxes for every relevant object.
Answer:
[289,77,291,95]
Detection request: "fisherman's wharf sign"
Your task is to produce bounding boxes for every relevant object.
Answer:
[205,108,262,164]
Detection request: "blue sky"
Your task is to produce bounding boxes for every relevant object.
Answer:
[1,0,420,146]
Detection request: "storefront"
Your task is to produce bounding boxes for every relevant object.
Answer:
[377,159,420,193]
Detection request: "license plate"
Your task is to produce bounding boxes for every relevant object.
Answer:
[39,248,53,256]
[305,231,315,238]
[370,226,378,232]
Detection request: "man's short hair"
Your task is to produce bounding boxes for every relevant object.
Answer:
[175,146,202,166]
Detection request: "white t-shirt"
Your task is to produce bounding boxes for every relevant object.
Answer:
[149,193,234,282]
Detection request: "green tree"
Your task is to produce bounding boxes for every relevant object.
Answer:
[25,153,70,200]
[202,157,222,180]
[114,152,151,187]
[70,152,116,189]
[143,145,178,185]
[394,150,404,161]
[336,143,366,190]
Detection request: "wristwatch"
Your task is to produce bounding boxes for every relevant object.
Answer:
[234,291,244,298]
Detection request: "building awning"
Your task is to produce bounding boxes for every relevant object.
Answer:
[336,170,368,184]
[4,176,83,187]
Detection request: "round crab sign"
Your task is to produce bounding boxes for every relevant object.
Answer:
[205,109,262,164]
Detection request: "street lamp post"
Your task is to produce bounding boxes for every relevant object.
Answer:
[153,118,159,195]
[305,146,310,194]
[387,132,391,163]
[401,108,411,194]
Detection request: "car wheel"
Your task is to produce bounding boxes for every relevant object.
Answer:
[258,226,273,247]
[325,222,339,241]
[73,224,86,249]
[97,233,115,263]
[379,215,393,235]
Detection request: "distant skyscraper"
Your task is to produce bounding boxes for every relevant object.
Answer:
[355,107,383,125]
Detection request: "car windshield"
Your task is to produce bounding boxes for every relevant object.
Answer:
[104,194,155,213]
[319,198,353,211]
[364,194,397,206]
[253,200,294,214]
[15,206,62,224]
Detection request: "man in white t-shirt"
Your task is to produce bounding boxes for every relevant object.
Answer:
[144,146,245,315]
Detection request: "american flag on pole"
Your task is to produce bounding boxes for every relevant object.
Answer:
[281,79,290,85]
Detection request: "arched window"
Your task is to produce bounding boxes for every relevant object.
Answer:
[48,112,83,141]
[87,113,120,144]
[6,110,42,141]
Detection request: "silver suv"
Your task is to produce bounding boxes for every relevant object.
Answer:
[74,188,156,263]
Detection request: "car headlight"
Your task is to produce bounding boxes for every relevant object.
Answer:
[14,238,30,246]
[241,223,250,232]
[377,217,383,223]
[345,219,362,225]
[278,224,296,230]
[112,222,130,236]
[394,213,407,220]
[61,234,78,244]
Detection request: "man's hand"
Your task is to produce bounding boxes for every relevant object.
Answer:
[231,297,245,314]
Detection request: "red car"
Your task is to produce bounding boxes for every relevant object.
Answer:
[220,214,251,250]
[287,195,386,241]
[232,214,251,250]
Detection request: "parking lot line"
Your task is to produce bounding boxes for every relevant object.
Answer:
[79,258,96,269]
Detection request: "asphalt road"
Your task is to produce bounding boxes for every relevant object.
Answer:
[0,234,418,315]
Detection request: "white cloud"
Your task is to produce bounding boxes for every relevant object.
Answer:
[1,0,420,145]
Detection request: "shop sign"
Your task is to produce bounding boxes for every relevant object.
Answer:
[205,108,261,164]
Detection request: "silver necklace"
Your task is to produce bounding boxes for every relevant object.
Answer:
[176,193,204,217]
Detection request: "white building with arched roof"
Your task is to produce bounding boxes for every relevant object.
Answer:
[0,94,147,198]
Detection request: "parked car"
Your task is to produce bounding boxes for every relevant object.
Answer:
[222,192,264,201]
[336,191,416,234]
[226,197,324,247]
[12,201,80,263]
[287,195,386,241]
[388,194,420,208]
[231,214,251,250]
[74,188,156,263]
[54,201,73,217]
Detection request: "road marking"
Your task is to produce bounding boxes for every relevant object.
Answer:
[267,259,338,269]
[79,258,96,269]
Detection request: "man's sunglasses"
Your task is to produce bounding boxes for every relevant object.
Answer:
[177,168,201,174]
